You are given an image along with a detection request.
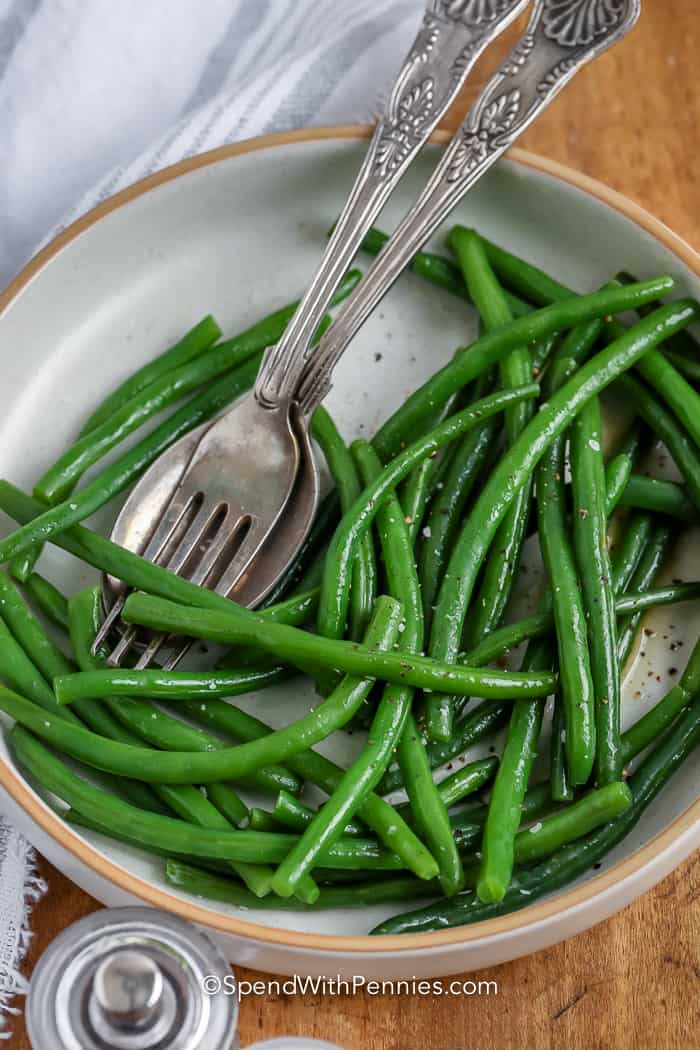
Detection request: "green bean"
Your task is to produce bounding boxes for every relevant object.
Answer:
[372,279,675,462]
[485,782,633,869]
[80,272,361,436]
[35,598,406,785]
[379,701,510,796]
[425,301,697,736]
[22,573,70,630]
[352,226,531,316]
[269,691,421,896]
[8,727,406,871]
[621,635,700,763]
[170,697,434,878]
[619,474,697,523]
[248,808,281,833]
[604,422,648,515]
[617,524,675,666]
[37,338,268,505]
[433,757,497,809]
[371,691,700,934]
[449,229,534,703]
[634,350,700,453]
[476,640,550,903]
[571,396,620,784]
[311,408,376,642]
[418,371,495,633]
[318,383,539,641]
[166,860,439,911]
[0,354,266,565]
[549,699,573,803]
[2,278,367,570]
[112,593,557,702]
[352,439,461,894]
[617,374,700,510]
[79,316,223,436]
[478,234,572,307]
[663,349,700,386]
[258,491,340,610]
[273,790,364,837]
[462,584,699,668]
[0,482,333,628]
[611,513,654,594]
[537,435,595,785]
[66,589,289,896]
[399,370,464,548]
[615,270,700,360]
[0,600,163,812]
[534,314,606,787]
[68,589,294,801]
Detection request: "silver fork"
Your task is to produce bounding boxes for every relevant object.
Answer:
[95,0,530,667]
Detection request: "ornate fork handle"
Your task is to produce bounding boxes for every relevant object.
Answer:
[254,0,530,409]
[298,0,641,416]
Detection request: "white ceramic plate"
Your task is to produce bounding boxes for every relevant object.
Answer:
[1,128,699,978]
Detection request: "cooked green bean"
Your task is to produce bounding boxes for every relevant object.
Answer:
[69,588,297,800]
[80,272,361,436]
[110,592,558,702]
[379,701,510,797]
[537,435,595,786]
[634,350,700,452]
[476,640,550,903]
[168,696,435,878]
[604,422,648,515]
[425,301,697,737]
[462,584,699,668]
[8,726,406,871]
[317,383,539,641]
[417,372,495,633]
[273,790,363,837]
[620,635,700,763]
[79,315,222,436]
[617,524,674,666]
[37,339,268,505]
[311,407,376,642]
[373,279,674,465]
[433,757,497,809]
[571,396,620,784]
[619,474,697,523]
[352,439,459,893]
[0,599,162,812]
[617,374,700,511]
[611,513,654,594]
[449,229,534,719]
[22,573,70,630]
[34,600,414,785]
[534,312,606,787]
[248,808,281,833]
[371,692,700,933]
[352,226,531,316]
[166,860,439,910]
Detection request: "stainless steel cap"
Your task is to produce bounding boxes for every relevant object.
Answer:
[26,906,238,1050]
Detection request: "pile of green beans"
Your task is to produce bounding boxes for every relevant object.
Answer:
[1,229,699,934]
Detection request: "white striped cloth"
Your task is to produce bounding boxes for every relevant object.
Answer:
[0,0,422,1032]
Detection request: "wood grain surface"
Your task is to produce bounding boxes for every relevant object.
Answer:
[10,2,700,1047]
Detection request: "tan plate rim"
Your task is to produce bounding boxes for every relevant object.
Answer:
[1,124,699,954]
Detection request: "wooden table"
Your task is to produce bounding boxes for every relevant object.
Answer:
[12,3,700,1047]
